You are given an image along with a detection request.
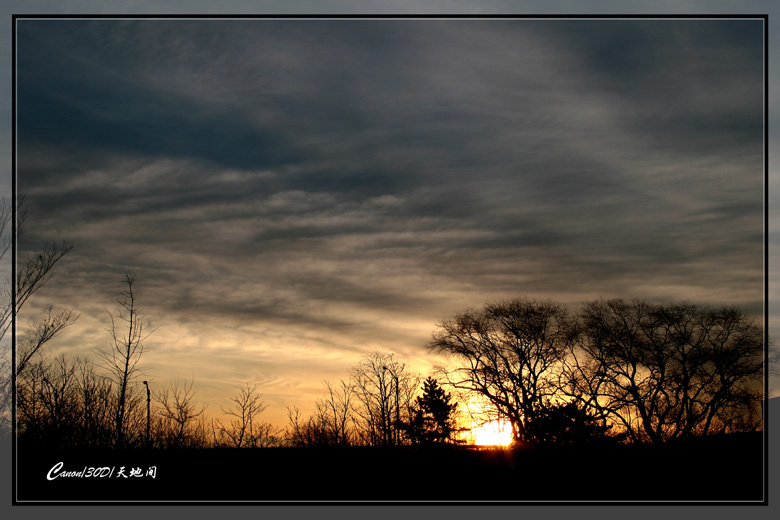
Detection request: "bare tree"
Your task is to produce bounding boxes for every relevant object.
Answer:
[429,299,573,444]
[284,405,313,446]
[2,193,74,344]
[15,350,121,448]
[72,356,116,447]
[99,273,153,448]
[0,194,76,432]
[16,306,79,376]
[154,378,208,448]
[0,194,16,262]
[350,351,419,446]
[315,380,356,446]
[16,353,82,447]
[16,356,50,442]
[214,384,277,448]
[285,380,357,447]
[566,299,764,444]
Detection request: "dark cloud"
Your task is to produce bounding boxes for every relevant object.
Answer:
[18,67,301,172]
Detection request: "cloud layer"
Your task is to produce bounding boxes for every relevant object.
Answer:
[15,19,766,423]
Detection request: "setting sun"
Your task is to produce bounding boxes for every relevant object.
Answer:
[471,419,514,447]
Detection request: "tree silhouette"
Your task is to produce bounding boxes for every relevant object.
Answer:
[155,378,208,449]
[403,377,461,445]
[99,273,153,448]
[430,299,573,444]
[16,354,77,447]
[16,306,79,375]
[350,351,419,446]
[565,299,763,443]
[16,354,127,449]
[285,380,356,447]
[72,356,116,447]
[1,194,77,432]
[214,383,277,447]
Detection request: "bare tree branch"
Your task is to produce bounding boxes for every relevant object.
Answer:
[1,194,76,433]
[215,383,276,448]
[98,273,155,448]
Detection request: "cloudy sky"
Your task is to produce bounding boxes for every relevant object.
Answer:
[14,18,766,426]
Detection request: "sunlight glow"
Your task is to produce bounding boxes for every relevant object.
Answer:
[471,419,514,446]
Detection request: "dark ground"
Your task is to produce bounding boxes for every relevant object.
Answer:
[13,432,765,503]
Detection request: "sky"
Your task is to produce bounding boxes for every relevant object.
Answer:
[13,17,767,427]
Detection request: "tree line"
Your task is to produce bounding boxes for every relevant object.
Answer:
[431,298,763,445]
[13,291,764,450]
[285,351,462,448]
[287,296,763,448]
[10,263,462,449]
[13,273,280,449]
[2,195,765,449]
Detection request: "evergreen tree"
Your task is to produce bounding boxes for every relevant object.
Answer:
[403,377,460,445]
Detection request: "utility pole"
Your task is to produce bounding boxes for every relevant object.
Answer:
[143,380,151,448]
[394,372,400,445]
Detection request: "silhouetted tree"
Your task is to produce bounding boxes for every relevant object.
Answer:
[285,381,358,448]
[72,356,116,447]
[154,378,208,448]
[214,383,277,447]
[350,351,419,446]
[284,406,320,447]
[565,299,763,443]
[1,194,75,344]
[430,299,574,444]
[403,377,462,445]
[16,307,79,376]
[285,380,356,447]
[16,354,74,447]
[99,273,153,448]
[315,380,356,445]
[1,194,77,431]
[16,354,125,449]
